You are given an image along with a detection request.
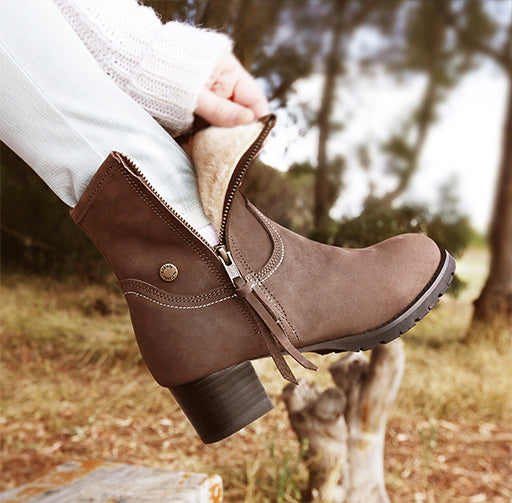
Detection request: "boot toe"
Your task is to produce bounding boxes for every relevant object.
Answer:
[370,233,442,321]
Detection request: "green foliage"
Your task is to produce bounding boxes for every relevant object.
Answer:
[0,144,108,278]
[347,179,470,253]
[382,134,415,176]
[267,441,306,503]
[454,0,500,59]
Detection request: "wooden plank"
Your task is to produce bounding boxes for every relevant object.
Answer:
[0,460,222,503]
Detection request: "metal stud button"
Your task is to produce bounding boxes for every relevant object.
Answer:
[159,263,178,282]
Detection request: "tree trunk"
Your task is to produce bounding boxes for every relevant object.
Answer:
[314,2,346,235]
[283,340,405,503]
[470,75,512,338]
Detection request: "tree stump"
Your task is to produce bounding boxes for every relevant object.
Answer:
[283,340,405,503]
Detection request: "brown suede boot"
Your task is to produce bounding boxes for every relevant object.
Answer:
[71,115,455,443]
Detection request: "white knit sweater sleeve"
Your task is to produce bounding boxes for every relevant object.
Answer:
[53,0,232,134]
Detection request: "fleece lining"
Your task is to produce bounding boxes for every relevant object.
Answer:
[191,121,265,232]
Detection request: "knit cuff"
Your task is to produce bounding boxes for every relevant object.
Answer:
[129,22,232,135]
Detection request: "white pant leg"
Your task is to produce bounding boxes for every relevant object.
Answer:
[0,0,211,234]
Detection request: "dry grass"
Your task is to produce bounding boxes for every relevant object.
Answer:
[1,247,511,502]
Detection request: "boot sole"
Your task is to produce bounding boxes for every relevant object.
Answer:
[169,249,455,443]
[300,248,456,354]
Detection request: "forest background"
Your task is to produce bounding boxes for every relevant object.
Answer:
[1,1,511,502]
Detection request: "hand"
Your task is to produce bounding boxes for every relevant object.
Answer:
[195,52,269,127]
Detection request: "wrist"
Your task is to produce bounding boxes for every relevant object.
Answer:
[132,22,233,134]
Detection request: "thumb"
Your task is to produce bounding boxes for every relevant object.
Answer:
[196,89,255,127]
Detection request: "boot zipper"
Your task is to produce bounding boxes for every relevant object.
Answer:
[114,114,276,286]
[215,115,276,286]
[113,152,216,253]
[218,114,276,244]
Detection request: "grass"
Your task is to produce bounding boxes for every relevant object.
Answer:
[397,247,511,422]
[1,247,511,502]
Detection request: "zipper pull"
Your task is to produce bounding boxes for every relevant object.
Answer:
[216,245,244,285]
[216,245,253,297]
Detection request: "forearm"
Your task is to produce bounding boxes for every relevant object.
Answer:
[53,0,232,134]
[1,0,211,234]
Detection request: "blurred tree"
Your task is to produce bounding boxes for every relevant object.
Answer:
[144,1,411,243]
[0,144,108,278]
[313,0,346,238]
[364,0,453,213]
[265,0,468,244]
[288,0,402,239]
[444,0,511,337]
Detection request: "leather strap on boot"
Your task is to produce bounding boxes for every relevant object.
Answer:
[216,244,318,384]
[238,281,319,384]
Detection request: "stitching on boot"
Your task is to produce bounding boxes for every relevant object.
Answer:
[246,206,282,280]
[114,166,261,340]
[245,205,285,283]
[120,279,231,303]
[119,168,226,284]
[228,195,282,281]
[252,214,285,284]
[230,230,300,345]
[72,160,117,223]
[248,210,301,343]
[229,223,283,285]
[256,283,301,344]
[124,291,237,309]
[122,279,263,340]
[236,297,265,341]
[230,238,253,274]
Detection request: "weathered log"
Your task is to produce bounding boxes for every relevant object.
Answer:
[283,340,405,503]
[0,461,223,503]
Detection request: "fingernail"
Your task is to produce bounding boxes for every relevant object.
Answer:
[238,109,254,125]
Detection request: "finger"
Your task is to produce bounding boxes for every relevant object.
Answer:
[210,75,235,100]
[196,89,255,127]
[232,70,269,118]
